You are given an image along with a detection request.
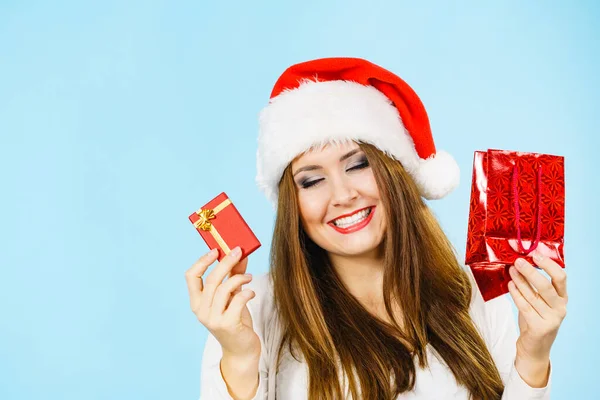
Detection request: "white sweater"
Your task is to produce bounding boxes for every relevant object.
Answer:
[199,269,552,399]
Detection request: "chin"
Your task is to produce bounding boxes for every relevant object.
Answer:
[343,247,379,258]
[312,221,385,257]
[335,235,383,257]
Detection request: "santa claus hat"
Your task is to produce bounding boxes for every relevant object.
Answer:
[256,57,460,206]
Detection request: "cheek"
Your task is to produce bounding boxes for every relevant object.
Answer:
[359,171,381,199]
[298,191,328,224]
[359,172,385,226]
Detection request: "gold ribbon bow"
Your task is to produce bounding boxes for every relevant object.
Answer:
[193,199,232,254]
[193,209,216,231]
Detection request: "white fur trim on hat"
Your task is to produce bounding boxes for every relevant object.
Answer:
[256,79,459,206]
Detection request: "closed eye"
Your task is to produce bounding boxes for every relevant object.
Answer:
[347,160,369,171]
[301,178,323,189]
[300,159,370,189]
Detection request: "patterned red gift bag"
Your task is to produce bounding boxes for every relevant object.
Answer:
[465,149,565,301]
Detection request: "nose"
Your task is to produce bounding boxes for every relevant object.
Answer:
[330,176,359,207]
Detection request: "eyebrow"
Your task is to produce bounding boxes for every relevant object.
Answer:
[292,149,362,177]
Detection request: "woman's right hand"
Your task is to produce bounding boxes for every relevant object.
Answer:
[185,246,261,359]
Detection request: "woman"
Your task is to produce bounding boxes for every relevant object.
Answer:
[186,58,567,399]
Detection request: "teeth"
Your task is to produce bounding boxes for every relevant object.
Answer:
[332,208,371,228]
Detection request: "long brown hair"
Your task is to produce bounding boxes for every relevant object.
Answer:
[269,141,504,399]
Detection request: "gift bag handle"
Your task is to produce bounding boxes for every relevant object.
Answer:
[512,163,543,255]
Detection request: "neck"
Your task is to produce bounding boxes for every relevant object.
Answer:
[328,247,385,309]
[328,246,406,334]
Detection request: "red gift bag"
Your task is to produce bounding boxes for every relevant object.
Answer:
[465,149,565,301]
[189,192,261,262]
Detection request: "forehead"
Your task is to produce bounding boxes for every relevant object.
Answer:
[292,140,361,166]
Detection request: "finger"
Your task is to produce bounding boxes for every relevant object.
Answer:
[508,280,541,324]
[210,273,253,315]
[509,266,552,318]
[229,256,249,279]
[533,251,568,300]
[203,247,244,303]
[223,289,256,322]
[185,249,219,297]
[514,258,562,309]
[227,257,250,300]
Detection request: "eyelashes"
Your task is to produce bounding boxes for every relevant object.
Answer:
[299,158,370,189]
[348,158,370,172]
[301,180,320,189]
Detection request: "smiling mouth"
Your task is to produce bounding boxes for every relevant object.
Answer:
[330,207,373,229]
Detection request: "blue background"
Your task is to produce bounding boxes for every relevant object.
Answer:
[1,1,598,399]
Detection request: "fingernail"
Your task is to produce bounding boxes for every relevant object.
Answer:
[533,251,544,262]
[230,247,241,257]
[244,273,252,278]
[204,248,217,257]
[515,258,525,268]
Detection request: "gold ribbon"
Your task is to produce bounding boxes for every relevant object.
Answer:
[194,199,232,254]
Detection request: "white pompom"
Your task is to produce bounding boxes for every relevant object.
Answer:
[412,150,460,200]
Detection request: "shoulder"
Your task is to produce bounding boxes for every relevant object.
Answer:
[465,266,516,348]
[243,272,278,334]
[244,271,274,310]
[242,271,283,371]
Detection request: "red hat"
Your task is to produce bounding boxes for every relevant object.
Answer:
[256,57,459,206]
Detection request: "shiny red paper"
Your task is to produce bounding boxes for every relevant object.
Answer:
[465,149,565,301]
[189,192,261,262]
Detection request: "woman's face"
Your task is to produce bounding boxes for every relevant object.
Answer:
[291,141,386,258]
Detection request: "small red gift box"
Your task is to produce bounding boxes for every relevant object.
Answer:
[189,192,261,262]
[465,149,565,301]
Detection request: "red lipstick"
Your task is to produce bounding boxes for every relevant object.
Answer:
[328,206,375,234]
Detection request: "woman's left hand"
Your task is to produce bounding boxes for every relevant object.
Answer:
[508,249,568,382]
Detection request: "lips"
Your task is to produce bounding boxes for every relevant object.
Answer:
[328,206,376,234]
